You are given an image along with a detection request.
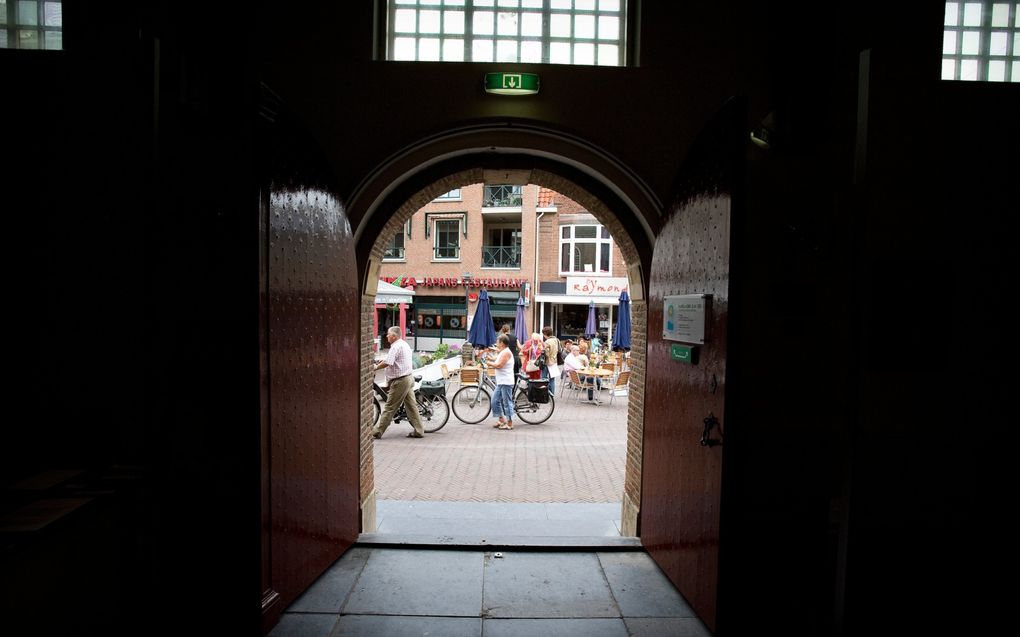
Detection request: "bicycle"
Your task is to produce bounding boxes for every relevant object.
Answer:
[372,375,450,433]
[450,365,555,425]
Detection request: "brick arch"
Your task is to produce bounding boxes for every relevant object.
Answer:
[359,169,648,538]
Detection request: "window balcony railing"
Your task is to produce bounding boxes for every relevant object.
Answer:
[483,185,523,208]
[482,245,522,268]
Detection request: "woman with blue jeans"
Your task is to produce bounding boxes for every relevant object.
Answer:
[487,334,516,430]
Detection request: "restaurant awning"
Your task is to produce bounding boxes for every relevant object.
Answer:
[375,280,415,305]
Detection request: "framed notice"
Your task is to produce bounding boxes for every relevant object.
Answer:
[662,294,708,344]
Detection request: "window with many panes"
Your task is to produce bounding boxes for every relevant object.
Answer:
[1,0,62,49]
[560,224,611,275]
[384,232,406,260]
[386,0,626,66]
[435,188,462,200]
[942,2,1019,82]
[434,219,461,260]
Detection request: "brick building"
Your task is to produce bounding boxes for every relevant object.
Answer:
[376,183,629,350]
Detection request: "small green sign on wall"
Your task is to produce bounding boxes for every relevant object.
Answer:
[671,344,697,364]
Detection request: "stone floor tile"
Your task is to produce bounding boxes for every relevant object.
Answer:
[267,612,338,637]
[376,516,619,537]
[623,617,714,636]
[288,548,370,613]
[597,552,696,618]
[330,615,481,636]
[482,617,629,637]
[545,503,621,520]
[344,549,483,616]
[482,552,619,618]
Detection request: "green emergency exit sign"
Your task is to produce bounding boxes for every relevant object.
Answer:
[671,344,696,364]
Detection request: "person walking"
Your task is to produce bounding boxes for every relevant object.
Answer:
[486,333,516,430]
[541,326,560,397]
[371,326,425,439]
[521,332,545,380]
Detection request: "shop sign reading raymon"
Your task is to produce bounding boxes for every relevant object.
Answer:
[565,276,629,296]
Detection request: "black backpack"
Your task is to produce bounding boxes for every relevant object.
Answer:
[555,346,565,366]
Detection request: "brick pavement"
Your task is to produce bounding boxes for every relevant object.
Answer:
[373,385,628,503]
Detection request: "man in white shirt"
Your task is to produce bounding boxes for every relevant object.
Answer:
[372,326,425,439]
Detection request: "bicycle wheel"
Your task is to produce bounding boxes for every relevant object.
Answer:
[514,391,555,425]
[451,385,491,424]
[372,397,381,425]
[419,394,450,433]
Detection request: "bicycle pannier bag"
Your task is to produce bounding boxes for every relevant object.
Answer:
[419,379,446,398]
[527,380,550,404]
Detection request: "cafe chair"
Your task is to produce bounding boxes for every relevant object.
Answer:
[570,369,598,403]
[440,363,460,390]
[607,370,631,405]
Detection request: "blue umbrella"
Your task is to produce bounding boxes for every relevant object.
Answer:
[585,300,598,338]
[613,290,632,351]
[467,288,498,348]
[514,297,528,344]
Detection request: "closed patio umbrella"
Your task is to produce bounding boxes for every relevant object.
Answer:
[584,300,598,338]
[514,296,528,344]
[467,288,498,348]
[613,290,632,351]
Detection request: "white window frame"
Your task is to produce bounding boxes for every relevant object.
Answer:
[434,188,462,201]
[383,231,406,261]
[433,218,462,261]
[559,223,612,276]
[384,0,628,66]
[942,1,1019,82]
[1,0,63,50]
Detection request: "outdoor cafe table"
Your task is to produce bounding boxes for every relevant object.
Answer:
[578,367,614,405]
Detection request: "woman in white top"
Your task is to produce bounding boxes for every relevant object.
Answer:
[487,333,516,430]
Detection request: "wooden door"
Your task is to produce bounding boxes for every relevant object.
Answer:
[641,99,744,633]
[259,94,361,632]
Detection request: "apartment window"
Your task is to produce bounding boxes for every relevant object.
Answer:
[385,0,627,66]
[483,184,523,208]
[560,224,611,274]
[483,227,522,268]
[384,232,406,260]
[1,0,62,49]
[434,219,461,260]
[435,188,462,200]
[942,2,1019,82]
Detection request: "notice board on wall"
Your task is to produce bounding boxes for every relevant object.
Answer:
[662,294,708,344]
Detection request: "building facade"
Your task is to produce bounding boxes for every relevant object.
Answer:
[376,183,629,351]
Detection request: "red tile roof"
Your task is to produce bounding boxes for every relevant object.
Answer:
[537,187,556,208]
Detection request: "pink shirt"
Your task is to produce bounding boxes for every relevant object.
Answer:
[384,338,414,380]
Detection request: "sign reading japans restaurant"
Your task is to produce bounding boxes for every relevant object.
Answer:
[566,277,629,296]
[388,276,526,289]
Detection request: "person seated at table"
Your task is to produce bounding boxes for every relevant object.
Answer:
[563,345,587,376]
[559,338,573,385]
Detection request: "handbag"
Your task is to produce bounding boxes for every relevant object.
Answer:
[525,359,540,373]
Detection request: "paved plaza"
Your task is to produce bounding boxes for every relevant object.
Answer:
[372,383,628,504]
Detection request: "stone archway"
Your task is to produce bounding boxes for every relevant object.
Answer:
[346,122,656,529]
[350,157,652,529]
